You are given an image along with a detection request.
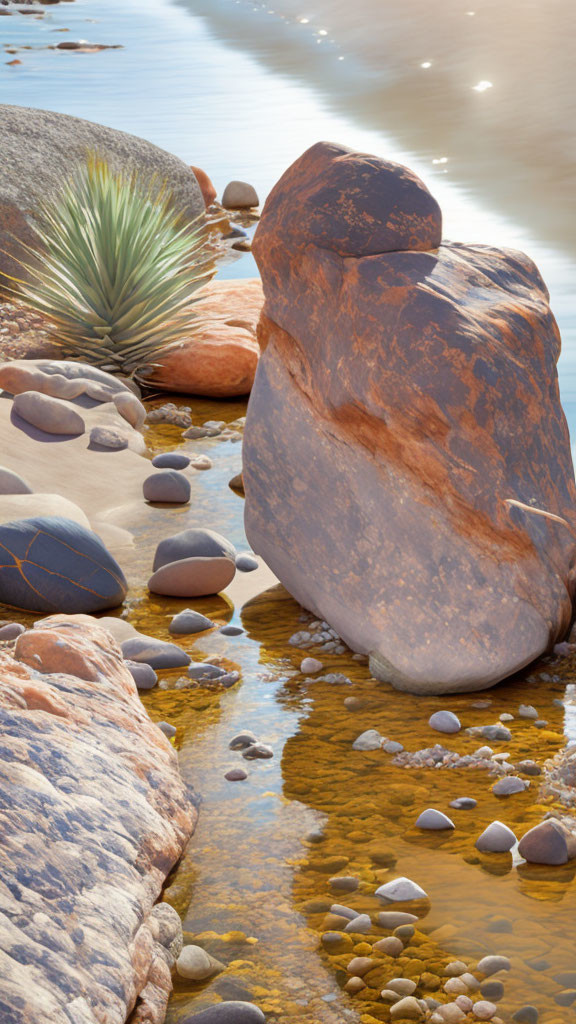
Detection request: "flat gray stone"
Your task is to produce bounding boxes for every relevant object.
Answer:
[225,768,248,782]
[188,662,227,680]
[121,635,190,669]
[220,625,244,636]
[450,797,477,810]
[477,955,511,976]
[229,732,258,750]
[152,452,191,469]
[377,911,418,929]
[242,743,273,760]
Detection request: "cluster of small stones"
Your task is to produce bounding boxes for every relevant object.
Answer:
[146,405,245,444]
[317,873,532,1022]
[289,612,348,654]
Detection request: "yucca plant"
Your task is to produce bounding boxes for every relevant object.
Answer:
[3,155,216,377]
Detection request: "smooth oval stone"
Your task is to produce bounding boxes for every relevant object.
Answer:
[492,776,527,797]
[373,936,404,956]
[229,732,258,750]
[301,657,324,674]
[125,660,158,690]
[188,662,227,680]
[143,470,191,504]
[121,635,190,669]
[0,621,25,641]
[329,876,359,893]
[225,767,248,781]
[152,452,191,470]
[388,979,417,996]
[153,527,236,571]
[235,553,259,572]
[222,180,259,209]
[415,808,455,830]
[375,877,428,903]
[0,515,126,613]
[220,625,244,636]
[475,822,517,853]
[179,1002,265,1024]
[0,467,33,495]
[429,710,461,733]
[12,391,85,435]
[113,391,146,429]
[477,955,511,976]
[148,556,236,597]
[450,797,477,810]
[169,609,214,634]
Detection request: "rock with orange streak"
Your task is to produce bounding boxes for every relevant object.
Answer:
[149,278,263,397]
[190,164,217,208]
[243,140,576,694]
[0,615,196,1023]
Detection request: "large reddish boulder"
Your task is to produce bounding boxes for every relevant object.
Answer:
[243,141,576,694]
[149,278,263,397]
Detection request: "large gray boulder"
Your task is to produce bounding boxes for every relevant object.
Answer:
[0,104,205,284]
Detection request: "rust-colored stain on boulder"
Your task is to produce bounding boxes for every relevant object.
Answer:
[243,141,576,694]
[149,277,263,397]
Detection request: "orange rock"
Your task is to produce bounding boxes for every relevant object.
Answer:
[244,141,576,694]
[149,278,263,397]
[190,164,217,207]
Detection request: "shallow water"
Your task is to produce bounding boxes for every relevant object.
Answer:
[2,2,576,1022]
[108,403,576,1023]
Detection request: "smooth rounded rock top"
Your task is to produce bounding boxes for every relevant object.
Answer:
[429,710,461,734]
[13,391,85,436]
[143,470,191,504]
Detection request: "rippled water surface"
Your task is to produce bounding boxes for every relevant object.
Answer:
[2,1,576,1021]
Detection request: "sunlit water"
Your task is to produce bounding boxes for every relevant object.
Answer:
[2,2,576,1022]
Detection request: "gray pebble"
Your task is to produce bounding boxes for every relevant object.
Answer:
[242,743,273,760]
[229,731,258,750]
[170,609,214,634]
[157,721,176,738]
[492,776,528,796]
[415,808,455,830]
[329,876,359,893]
[450,797,477,810]
[152,452,191,469]
[225,768,248,782]
[220,625,244,636]
[143,470,191,504]
[383,740,404,754]
[125,660,158,690]
[429,710,461,734]
[188,662,227,680]
[236,553,259,572]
